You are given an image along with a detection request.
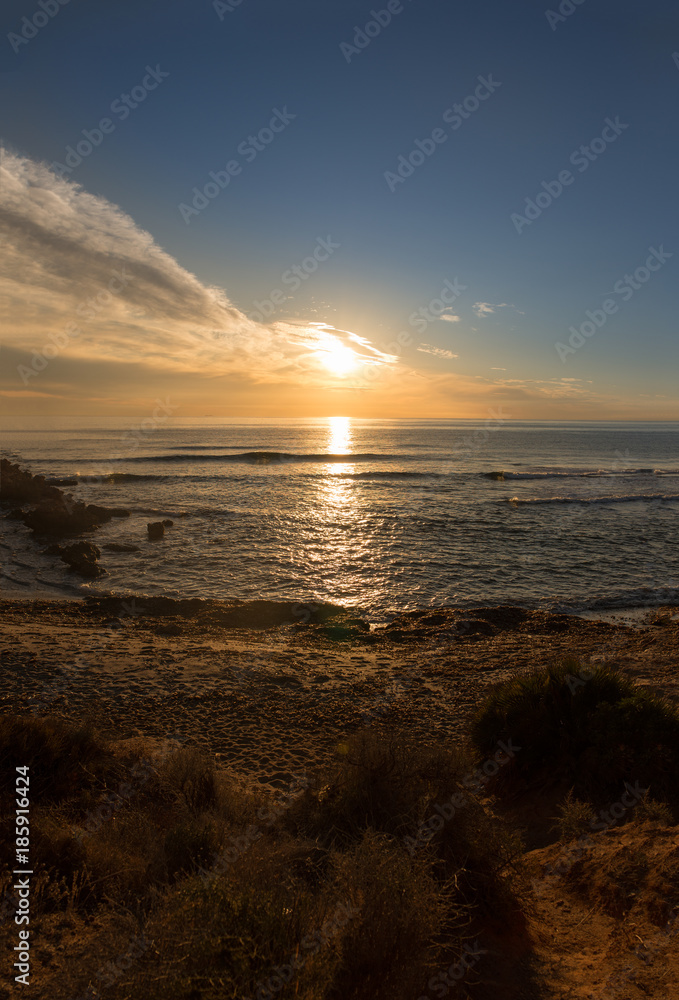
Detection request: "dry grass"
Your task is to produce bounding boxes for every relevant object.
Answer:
[3,670,675,1000]
[0,715,526,1000]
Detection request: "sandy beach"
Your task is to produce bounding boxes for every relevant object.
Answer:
[3,595,678,790]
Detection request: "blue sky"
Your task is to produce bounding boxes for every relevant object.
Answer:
[1,0,677,417]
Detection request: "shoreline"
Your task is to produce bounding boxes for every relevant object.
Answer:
[0,584,671,629]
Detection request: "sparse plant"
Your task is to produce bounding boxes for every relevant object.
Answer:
[471,660,679,808]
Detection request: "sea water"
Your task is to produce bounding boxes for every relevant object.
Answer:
[1,418,677,621]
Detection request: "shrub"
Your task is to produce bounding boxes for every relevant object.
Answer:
[329,829,450,1000]
[108,870,332,1000]
[284,730,523,917]
[160,746,217,813]
[553,791,596,840]
[470,660,679,807]
[284,730,470,846]
[0,714,120,804]
[163,820,218,880]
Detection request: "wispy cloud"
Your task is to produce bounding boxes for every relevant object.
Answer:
[485,376,594,399]
[0,147,394,394]
[417,343,459,360]
[438,313,461,323]
[473,301,523,318]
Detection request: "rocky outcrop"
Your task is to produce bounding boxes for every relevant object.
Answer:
[1,459,129,537]
[83,596,371,637]
[48,541,104,578]
[147,521,165,539]
[22,500,129,537]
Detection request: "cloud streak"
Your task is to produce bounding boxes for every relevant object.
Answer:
[417,343,459,360]
[0,147,393,393]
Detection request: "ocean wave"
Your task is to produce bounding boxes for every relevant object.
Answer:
[77,473,163,483]
[333,471,439,480]
[48,469,440,487]
[485,468,676,481]
[504,493,679,505]
[102,451,411,465]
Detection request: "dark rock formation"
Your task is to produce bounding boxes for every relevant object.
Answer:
[1,459,61,504]
[51,541,104,578]
[84,596,371,637]
[147,521,165,539]
[161,519,174,527]
[22,500,129,537]
[1,459,129,537]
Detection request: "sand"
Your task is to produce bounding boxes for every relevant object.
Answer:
[2,595,679,998]
[2,596,678,792]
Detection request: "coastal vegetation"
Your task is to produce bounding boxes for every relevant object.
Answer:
[1,659,677,999]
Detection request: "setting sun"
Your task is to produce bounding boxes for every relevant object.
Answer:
[317,338,359,377]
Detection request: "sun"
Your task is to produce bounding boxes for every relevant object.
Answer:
[318,339,358,377]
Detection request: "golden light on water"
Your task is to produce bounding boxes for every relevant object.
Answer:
[328,415,352,454]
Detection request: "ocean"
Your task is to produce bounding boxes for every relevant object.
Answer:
[1,418,678,621]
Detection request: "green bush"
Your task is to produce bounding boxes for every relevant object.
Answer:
[470,660,679,806]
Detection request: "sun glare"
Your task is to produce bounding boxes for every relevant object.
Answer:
[318,338,358,377]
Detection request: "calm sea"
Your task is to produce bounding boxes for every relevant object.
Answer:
[1,418,678,620]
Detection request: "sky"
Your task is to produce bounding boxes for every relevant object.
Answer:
[1,0,678,419]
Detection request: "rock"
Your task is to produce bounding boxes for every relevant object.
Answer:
[83,596,371,634]
[147,521,165,539]
[6,508,25,520]
[1,460,128,537]
[103,543,140,553]
[21,500,128,537]
[53,541,104,578]
[162,519,174,527]
[0,459,62,504]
